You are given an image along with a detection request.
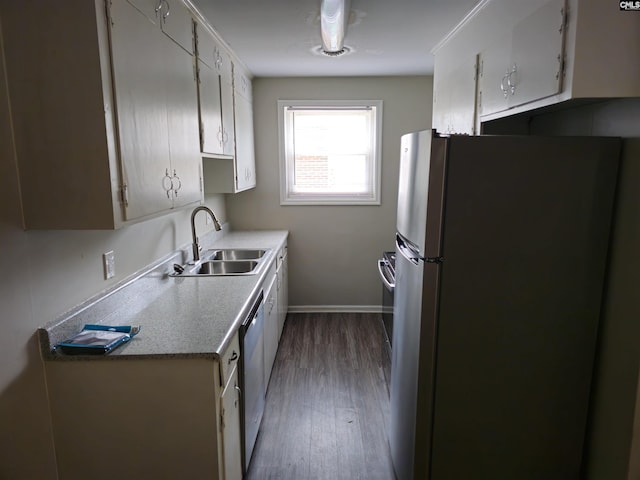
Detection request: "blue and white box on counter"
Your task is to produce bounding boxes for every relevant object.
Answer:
[54,324,141,355]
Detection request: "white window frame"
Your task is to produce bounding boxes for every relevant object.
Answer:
[278,99,383,205]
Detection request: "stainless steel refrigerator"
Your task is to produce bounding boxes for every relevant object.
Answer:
[390,130,620,480]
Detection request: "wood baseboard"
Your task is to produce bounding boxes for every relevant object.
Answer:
[286,305,383,314]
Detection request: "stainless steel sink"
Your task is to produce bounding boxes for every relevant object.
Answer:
[170,248,271,277]
[203,249,266,261]
[195,260,258,275]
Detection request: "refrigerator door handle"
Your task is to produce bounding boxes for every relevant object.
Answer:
[396,234,421,265]
[396,233,443,265]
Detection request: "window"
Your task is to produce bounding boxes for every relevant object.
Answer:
[278,100,382,205]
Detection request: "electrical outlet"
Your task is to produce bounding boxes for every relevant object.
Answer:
[103,251,115,280]
[205,214,212,225]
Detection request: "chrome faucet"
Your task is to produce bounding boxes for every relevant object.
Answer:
[191,206,222,262]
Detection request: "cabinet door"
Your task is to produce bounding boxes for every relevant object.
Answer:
[220,51,236,157]
[263,273,279,385]
[195,25,222,156]
[478,0,566,118]
[125,0,160,24]
[220,366,242,480]
[508,0,565,109]
[434,56,477,135]
[163,36,202,208]
[276,251,288,340]
[477,33,511,118]
[109,0,173,220]
[197,60,224,155]
[431,65,450,134]
[448,58,478,135]
[159,0,194,54]
[233,92,256,191]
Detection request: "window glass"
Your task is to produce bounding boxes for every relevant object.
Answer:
[278,100,382,205]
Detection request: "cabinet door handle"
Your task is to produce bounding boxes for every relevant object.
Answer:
[217,126,223,148]
[234,384,242,408]
[162,168,173,198]
[172,170,181,196]
[154,0,163,14]
[228,350,238,364]
[506,64,517,95]
[162,0,170,20]
[500,72,509,97]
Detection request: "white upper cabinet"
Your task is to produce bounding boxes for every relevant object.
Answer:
[220,51,237,158]
[433,54,478,135]
[195,23,235,157]
[2,0,202,229]
[433,0,640,130]
[125,0,194,53]
[233,65,256,192]
[195,24,224,155]
[157,0,195,53]
[202,60,257,194]
[162,30,202,209]
[109,0,201,220]
[478,0,566,117]
[109,0,173,218]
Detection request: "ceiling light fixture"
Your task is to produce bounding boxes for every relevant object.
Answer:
[320,0,351,56]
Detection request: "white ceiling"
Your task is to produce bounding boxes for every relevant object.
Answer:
[191,0,480,77]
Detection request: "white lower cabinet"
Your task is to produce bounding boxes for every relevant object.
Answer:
[276,244,289,340]
[220,364,242,480]
[262,242,288,387]
[43,333,242,480]
[263,263,279,385]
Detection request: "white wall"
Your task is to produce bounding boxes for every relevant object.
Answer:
[226,76,432,310]
[499,99,640,480]
[0,18,226,478]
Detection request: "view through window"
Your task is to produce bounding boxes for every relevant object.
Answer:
[278,100,382,205]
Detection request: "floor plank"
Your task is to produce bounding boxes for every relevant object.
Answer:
[246,312,395,480]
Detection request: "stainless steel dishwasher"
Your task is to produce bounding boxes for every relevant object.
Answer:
[240,291,265,473]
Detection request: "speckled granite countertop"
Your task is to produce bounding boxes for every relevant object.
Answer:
[38,230,288,361]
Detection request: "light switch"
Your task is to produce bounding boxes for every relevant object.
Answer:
[103,251,115,280]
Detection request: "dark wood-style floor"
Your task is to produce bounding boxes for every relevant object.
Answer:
[246,312,396,480]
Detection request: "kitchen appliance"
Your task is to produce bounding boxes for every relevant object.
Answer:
[377,250,395,391]
[390,130,620,480]
[240,292,266,473]
[378,250,396,351]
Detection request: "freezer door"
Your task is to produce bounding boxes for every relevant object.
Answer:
[396,130,447,259]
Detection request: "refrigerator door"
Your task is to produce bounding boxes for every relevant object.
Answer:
[396,130,447,259]
[390,237,441,480]
[429,135,621,479]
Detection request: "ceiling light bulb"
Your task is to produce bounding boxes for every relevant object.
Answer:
[320,0,350,54]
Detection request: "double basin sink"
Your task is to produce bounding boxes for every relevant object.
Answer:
[171,249,269,277]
